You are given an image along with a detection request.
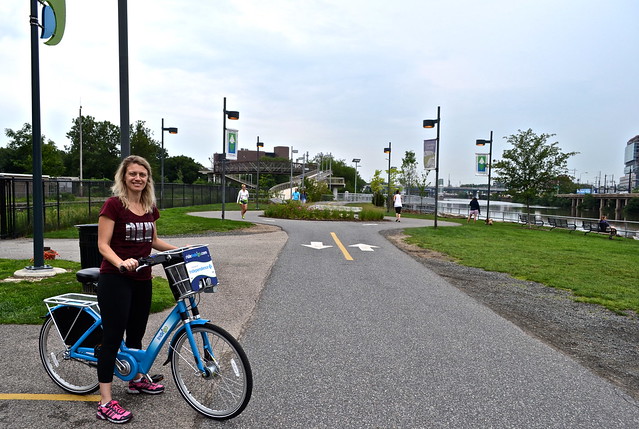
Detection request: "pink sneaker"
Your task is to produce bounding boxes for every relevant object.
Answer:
[127,378,165,395]
[96,400,132,424]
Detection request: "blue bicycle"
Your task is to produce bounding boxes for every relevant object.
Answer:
[39,245,253,420]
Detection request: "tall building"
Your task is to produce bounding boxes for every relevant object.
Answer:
[620,135,639,192]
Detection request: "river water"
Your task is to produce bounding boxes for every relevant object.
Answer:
[404,196,639,236]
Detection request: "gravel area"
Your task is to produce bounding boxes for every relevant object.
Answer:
[382,229,639,401]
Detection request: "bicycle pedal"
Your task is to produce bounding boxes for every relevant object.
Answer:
[150,374,164,383]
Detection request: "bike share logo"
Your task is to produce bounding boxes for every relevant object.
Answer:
[184,248,210,261]
[156,325,170,343]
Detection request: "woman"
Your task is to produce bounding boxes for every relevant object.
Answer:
[96,155,177,424]
[468,197,480,223]
[237,184,249,219]
[393,189,403,222]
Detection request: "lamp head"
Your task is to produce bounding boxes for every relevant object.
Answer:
[167,127,178,134]
[226,110,239,120]
[352,158,361,163]
[383,148,391,154]
[423,119,438,128]
[257,142,264,148]
[476,139,491,146]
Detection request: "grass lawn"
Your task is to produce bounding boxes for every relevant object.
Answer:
[43,204,252,239]
[402,220,639,315]
[0,259,175,324]
[1,204,251,324]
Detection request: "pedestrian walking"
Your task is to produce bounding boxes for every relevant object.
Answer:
[237,184,249,219]
[468,197,480,223]
[393,190,403,222]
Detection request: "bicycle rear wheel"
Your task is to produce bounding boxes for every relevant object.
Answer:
[39,313,100,394]
[171,323,252,420]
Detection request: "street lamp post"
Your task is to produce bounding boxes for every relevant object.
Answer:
[290,147,298,199]
[256,136,263,209]
[160,118,178,209]
[476,131,493,224]
[352,158,361,200]
[384,144,391,213]
[423,106,441,228]
[221,97,239,220]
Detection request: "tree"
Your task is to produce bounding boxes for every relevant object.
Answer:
[303,178,330,202]
[65,116,120,179]
[3,123,65,176]
[369,169,386,206]
[130,120,161,176]
[492,129,577,218]
[164,155,205,184]
[400,150,418,195]
[415,172,431,208]
[623,197,639,219]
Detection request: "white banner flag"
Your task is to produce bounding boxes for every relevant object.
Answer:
[226,129,238,160]
[423,139,437,171]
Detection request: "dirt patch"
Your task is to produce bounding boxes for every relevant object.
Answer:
[382,229,639,401]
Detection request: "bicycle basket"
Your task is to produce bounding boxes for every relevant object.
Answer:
[163,246,218,301]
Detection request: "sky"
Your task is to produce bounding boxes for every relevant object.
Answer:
[1,0,638,187]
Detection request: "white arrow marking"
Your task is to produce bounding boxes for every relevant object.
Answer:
[348,243,380,252]
[301,242,333,250]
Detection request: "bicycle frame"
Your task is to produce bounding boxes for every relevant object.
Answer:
[46,294,215,381]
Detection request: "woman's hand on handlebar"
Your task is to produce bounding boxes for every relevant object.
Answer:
[119,258,139,272]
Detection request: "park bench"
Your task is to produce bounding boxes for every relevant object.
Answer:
[547,217,576,232]
[518,213,544,226]
[582,220,617,239]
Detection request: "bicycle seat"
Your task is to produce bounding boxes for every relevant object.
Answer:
[76,267,100,283]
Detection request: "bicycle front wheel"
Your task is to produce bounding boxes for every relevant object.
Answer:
[39,314,99,394]
[171,323,252,420]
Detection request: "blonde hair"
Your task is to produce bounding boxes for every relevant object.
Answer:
[111,155,156,213]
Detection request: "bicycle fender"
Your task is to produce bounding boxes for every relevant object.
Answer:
[162,319,210,366]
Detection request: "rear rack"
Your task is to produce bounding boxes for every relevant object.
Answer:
[44,293,100,312]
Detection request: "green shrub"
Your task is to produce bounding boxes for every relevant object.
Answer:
[263,201,384,221]
[372,192,385,207]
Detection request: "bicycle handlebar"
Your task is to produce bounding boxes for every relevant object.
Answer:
[118,245,207,273]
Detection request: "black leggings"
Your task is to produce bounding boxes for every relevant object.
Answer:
[97,273,152,383]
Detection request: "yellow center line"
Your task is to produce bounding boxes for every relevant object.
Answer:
[0,393,100,402]
[330,232,353,261]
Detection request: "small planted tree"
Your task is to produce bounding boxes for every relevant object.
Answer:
[369,170,386,207]
[492,129,577,222]
[400,150,418,195]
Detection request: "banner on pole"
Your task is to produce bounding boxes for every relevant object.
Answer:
[423,139,437,171]
[476,153,488,175]
[226,129,238,160]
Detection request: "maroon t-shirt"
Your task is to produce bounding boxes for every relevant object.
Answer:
[99,196,159,281]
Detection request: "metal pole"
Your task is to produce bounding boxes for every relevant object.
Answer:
[29,0,46,269]
[434,106,440,229]
[222,97,227,219]
[79,105,83,197]
[486,130,493,224]
[387,142,392,213]
[161,118,165,209]
[289,146,294,199]
[118,0,130,158]
[354,161,358,197]
[256,136,261,209]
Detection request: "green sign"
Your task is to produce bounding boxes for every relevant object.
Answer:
[476,153,488,175]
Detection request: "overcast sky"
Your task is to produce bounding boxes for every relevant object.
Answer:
[2,1,638,186]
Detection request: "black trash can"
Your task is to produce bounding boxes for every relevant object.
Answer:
[75,224,103,269]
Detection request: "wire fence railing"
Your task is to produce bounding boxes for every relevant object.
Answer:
[1,177,238,239]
